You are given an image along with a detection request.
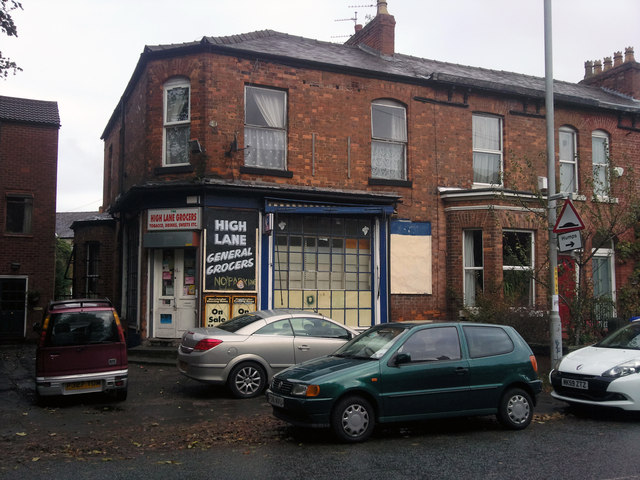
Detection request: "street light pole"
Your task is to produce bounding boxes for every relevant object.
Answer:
[544,0,563,365]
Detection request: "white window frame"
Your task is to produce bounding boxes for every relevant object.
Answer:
[163,77,191,166]
[592,130,610,198]
[463,229,483,307]
[502,230,534,307]
[592,241,616,320]
[371,100,407,180]
[244,85,287,170]
[472,114,503,186]
[559,126,578,194]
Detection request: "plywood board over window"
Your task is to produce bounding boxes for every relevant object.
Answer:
[390,221,432,294]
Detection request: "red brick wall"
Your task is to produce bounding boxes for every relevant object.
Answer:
[72,222,118,305]
[103,50,640,322]
[0,121,58,336]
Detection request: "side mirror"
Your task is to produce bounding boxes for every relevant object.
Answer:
[394,352,411,365]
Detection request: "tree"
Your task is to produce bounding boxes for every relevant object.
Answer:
[463,148,640,346]
[0,0,22,79]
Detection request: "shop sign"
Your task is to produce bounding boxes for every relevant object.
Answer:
[148,207,201,231]
[205,209,258,291]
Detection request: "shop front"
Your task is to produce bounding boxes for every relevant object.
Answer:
[143,207,202,339]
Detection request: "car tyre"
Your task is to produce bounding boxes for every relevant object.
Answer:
[228,362,266,399]
[331,395,375,443]
[497,388,533,430]
[114,388,128,402]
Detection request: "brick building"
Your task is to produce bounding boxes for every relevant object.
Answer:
[0,95,60,339]
[85,2,639,341]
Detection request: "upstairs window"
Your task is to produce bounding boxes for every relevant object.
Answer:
[592,130,610,197]
[244,86,287,170]
[163,77,191,166]
[371,100,407,180]
[473,114,502,186]
[559,126,578,193]
[5,194,33,234]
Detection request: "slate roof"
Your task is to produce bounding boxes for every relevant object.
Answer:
[56,212,110,239]
[144,30,640,113]
[0,95,60,126]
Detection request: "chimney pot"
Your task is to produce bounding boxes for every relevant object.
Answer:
[584,60,594,79]
[594,59,602,74]
[377,1,389,15]
[614,51,623,67]
[603,56,612,71]
[355,24,363,33]
[625,46,635,63]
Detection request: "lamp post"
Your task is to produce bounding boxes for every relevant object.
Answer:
[544,0,563,365]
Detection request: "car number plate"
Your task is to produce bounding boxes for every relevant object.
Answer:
[562,378,588,390]
[65,380,102,391]
[268,393,284,408]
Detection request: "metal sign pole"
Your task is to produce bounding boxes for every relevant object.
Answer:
[545,0,563,365]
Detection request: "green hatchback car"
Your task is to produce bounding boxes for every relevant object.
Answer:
[267,321,542,442]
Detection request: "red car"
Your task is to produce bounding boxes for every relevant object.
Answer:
[35,299,128,402]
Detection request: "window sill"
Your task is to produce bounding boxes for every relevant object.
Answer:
[3,232,33,237]
[240,166,293,178]
[368,178,412,188]
[154,164,194,175]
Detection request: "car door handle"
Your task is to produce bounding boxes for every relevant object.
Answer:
[297,345,310,351]
[455,367,469,375]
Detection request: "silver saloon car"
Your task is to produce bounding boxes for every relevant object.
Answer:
[177,309,359,398]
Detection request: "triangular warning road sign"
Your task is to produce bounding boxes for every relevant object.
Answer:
[553,199,585,233]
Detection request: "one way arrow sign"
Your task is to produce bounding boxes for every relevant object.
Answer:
[553,199,585,233]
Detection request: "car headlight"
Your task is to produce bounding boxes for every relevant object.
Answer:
[602,360,640,378]
[291,384,320,397]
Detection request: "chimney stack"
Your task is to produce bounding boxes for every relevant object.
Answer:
[344,0,396,56]
[580,46,639,99]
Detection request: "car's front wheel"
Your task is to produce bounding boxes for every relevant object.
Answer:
[497,387,533,430]
[331,395,375,442]
[228,362,266,398]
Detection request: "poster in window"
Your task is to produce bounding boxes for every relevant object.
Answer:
[204,209,258,292]
[204,296,230,327]
[232,296,257,318]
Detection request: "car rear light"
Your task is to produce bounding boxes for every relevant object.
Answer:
[529,355,538,373]
[193,338,223,351]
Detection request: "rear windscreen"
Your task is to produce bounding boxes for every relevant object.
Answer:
[46,311,119,347]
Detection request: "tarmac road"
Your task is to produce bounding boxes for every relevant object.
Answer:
[1,342,566,477]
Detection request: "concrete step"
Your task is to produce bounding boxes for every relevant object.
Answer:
[128,340,179,365]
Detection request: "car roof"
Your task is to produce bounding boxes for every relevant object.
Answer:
[47,298,114,311]
[252,309,326,318]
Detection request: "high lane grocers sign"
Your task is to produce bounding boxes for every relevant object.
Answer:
[204,209,258,292]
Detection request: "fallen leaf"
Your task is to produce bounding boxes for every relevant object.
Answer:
[31,457,39,462]
[16,432,27,436]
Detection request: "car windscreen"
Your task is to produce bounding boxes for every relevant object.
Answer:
[333,325,407,359]
[596,322,640,349]
[217,314,263,333]
[47,311,118,347]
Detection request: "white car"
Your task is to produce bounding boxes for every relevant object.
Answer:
[550,321,640,410]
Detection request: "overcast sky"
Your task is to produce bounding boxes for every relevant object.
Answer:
[3,0,639,212]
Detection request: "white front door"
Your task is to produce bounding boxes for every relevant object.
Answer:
[153,248,198,338]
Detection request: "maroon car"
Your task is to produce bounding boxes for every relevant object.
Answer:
[35,299,128,402]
